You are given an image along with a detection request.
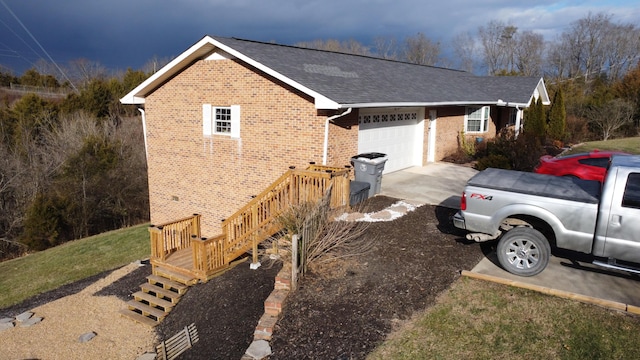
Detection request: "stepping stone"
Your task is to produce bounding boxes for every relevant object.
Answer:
[0,322,14,331]
[245,340,271,359]
[15,311,33,322]
[20,317,43,327]
[79,331,97,343]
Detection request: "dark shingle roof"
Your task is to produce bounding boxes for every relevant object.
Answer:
[213,36,541,106]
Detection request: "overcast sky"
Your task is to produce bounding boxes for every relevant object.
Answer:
[1,0,639,75]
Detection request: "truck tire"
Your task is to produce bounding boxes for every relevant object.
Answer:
[496,227,551,277]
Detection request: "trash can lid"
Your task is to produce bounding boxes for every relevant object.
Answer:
[353,152,387,159]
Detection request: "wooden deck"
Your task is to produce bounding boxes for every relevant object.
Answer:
[166,248,193,270]
[148,164,352,282]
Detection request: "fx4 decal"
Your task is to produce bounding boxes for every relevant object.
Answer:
[470,193,493,201]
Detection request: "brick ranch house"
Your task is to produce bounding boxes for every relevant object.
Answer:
[121,35,550,237]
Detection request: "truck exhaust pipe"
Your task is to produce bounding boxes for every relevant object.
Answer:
[466,233,499,242]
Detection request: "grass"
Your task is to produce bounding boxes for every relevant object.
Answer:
[567,136,640,155]
[368,277,640,360]
[0,223,150,309]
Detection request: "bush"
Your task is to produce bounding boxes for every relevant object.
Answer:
[474,130,546,171]
[20,193,74,251]
[475,154,511,171]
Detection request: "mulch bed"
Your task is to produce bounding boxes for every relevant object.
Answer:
[1,196,485,359]
[269,196,484,359]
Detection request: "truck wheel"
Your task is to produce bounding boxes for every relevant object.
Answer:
[496,227,551,277]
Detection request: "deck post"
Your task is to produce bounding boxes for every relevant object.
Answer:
[149,225,165,261]
[191,214,201,239]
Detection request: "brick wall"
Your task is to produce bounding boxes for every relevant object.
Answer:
[424,106,499,161]
[327,110,359,169]
[145,58,328,236]
[143,56,505,235]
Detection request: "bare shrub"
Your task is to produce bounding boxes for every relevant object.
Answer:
[0,238,28,262]
[274,191,372,277]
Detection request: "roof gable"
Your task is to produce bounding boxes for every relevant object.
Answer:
[121,35,547,109]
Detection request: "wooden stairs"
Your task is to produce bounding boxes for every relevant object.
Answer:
[119,266,197,327]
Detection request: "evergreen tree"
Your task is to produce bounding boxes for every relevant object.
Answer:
[524,97,546,138]
[547,88,567,142]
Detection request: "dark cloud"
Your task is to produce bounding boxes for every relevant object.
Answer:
[0,0,638,74]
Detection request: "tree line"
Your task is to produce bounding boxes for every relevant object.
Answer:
[0,11,639,260]
[0,68,150,259]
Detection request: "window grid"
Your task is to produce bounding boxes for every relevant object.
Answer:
[215,107,232,134]
[466,106,489,133]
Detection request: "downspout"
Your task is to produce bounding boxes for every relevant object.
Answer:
[138,108,149,162]
[514,105,523,138]
[322,107,352,165]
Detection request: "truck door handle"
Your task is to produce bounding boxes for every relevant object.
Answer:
[611,215,622,226]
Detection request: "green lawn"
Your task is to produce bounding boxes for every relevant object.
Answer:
[368,277,640,360]
[568,137,640,155]
[0,223,150,309]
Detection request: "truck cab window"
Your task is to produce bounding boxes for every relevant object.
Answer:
[622,173,640,209]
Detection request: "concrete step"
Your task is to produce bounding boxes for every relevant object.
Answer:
[133,291,175,312]
[119,308,158,327]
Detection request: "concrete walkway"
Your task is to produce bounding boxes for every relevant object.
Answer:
[377,162,640,315]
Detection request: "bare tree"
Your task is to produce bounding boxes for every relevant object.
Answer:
[545,37,570,80]
[294,39,370,56]
[66,58,108,89]
[514,31,545,76]
[141,55,173,74]
[451,31,477,73]
[372,36,399,60]
[478,20,510,74]
[603,24,640,81]
[554,13,612,81]
[585,99,635,140]
[403,33,441,66]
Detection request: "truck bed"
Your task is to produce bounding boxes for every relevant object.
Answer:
[467,168,601,204]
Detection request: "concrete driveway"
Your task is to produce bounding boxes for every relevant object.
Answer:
[378,162,640,315]
[379,162,478,208]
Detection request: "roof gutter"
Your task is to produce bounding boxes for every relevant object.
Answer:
[322,107,352,165]
[338,100,529,109]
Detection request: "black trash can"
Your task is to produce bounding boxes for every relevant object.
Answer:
[350,152,388,197]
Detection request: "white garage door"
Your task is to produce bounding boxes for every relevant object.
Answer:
[358,108,424,173]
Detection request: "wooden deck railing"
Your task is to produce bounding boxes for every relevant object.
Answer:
[149,214,201,261]
[151,165,351,281]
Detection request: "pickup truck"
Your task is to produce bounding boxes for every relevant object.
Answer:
[453,155,640,276]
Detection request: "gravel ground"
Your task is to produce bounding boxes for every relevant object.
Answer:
[1,262,157,360]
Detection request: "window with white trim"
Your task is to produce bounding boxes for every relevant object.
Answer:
[465,106,490,133]
[202,104,240,138]
[508,108,518,126]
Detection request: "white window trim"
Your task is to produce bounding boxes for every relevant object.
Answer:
[202,104,240,139]
[464,106,490,134]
